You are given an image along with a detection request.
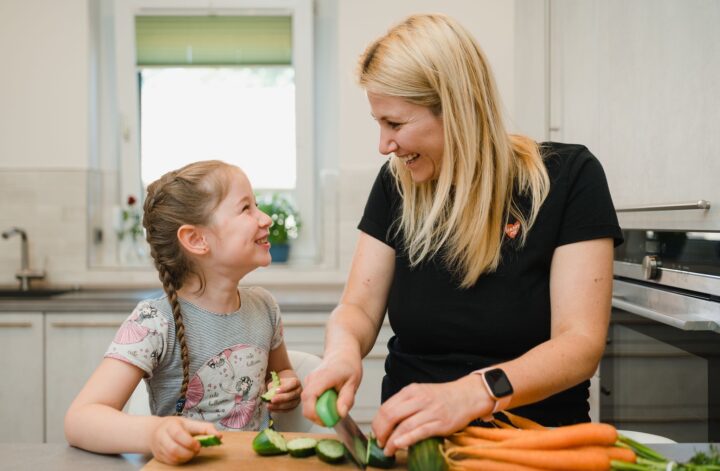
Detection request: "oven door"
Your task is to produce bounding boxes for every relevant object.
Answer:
[600,280,720,442]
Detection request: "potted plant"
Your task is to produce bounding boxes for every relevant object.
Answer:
[256,192,301,263]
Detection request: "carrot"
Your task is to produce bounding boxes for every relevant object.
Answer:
[446,446,610,470]
[487,422,618,450]
[578,445,637,463]
[449,458,547,471]
[492,418,519,429]
[448,434,494,447]
[500,411,547,430]
[462,426,526,441]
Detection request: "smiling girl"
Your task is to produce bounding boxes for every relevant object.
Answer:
[65,160,301,464]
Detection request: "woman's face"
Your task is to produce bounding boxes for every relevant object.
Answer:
[367,92,444,183]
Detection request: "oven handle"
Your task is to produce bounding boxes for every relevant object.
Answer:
[616,200,711,212]
[612,297,720,332]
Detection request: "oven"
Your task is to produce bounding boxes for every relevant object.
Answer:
[600,227,720,442]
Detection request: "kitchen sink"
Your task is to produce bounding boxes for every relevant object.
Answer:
[0,288,74,298]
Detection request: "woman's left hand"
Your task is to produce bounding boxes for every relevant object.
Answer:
[266,371,302,412]
[372,374,493,456]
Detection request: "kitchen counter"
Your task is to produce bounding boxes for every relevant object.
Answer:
[0,284,342,313]
[0,438,717,471]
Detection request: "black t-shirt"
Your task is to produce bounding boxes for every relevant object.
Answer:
[358,142,623,426]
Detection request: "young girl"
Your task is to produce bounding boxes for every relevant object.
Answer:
[65,160,302,465]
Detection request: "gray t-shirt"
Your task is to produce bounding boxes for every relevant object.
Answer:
[105,286,283,431]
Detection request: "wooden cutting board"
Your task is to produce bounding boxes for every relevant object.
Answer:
[142,431,409,470]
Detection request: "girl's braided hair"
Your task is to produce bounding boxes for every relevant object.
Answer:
[142,160,234,414]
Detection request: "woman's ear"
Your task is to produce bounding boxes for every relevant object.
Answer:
[177,224,208,255]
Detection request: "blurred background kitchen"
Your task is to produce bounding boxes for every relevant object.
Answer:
[1,0,718,446]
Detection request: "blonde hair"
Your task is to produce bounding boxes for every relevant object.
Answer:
[142,160,235,412]
[358,13,550,288]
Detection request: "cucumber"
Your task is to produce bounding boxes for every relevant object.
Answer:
[366,435,396,468]
[316,438,346,464]
[286,437,318,458]
[261,371,281,402]
[407,437,447,471]
[194,434,222,447]
[315,389,340,427]
[251,428,288,456]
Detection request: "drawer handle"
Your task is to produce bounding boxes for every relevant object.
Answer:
[51,322,122,328]
[0,322,33,328]
[616,200,711,213]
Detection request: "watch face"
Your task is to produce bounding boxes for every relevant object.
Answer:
[485,368,513,397]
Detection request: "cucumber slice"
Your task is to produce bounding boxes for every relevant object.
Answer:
[366,436,396,468]
[194,434,222,447]
[251,428,288,456]
[315,389,340,427]
[316,438,346,464]
[286,437,318,458]
[261,371,281,402]
[407,437,447,471]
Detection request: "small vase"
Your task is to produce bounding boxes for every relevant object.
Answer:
[269,243,290,263]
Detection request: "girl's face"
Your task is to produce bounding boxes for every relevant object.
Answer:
[367,92,445,183]
[204,168,272,274]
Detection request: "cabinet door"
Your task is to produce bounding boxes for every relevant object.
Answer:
[549,0,720,230]
[44,313,127,443]
[0,313,44,443]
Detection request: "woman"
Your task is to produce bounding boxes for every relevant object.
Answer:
[302,13,622,456]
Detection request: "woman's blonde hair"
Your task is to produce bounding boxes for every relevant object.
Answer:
[142,159,235,412]
[358,13,550,288]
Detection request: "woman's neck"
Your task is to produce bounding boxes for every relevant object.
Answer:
[177,278,241,315]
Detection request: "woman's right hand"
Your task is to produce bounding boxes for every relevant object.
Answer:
[301,349,363,425]
[149,416,221,465]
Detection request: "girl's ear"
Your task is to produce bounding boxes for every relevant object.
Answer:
[177,224,208,255]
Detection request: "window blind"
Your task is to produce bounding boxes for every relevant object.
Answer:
[135,16,292,66]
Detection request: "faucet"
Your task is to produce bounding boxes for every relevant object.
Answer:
[2,227,46,291]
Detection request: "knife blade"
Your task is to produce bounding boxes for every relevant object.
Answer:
[334,413,368,469]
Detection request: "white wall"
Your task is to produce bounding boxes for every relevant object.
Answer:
[0,0,523,288]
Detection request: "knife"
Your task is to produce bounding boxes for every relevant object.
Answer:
[316,388,368,469]
[333,412,368,469]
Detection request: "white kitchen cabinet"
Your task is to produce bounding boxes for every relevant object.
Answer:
[548,0,720,230]
[44,313,127,443]
[0,313,44,443]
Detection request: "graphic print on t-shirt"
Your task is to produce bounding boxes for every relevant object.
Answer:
[183,344,267,430]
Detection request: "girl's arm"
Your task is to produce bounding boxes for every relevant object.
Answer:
[373,238,614,454]
[301,232,396,422]
[65,358,218,463]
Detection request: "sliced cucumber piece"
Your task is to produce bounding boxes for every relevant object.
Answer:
[366,436,396,468]
[316,438,346,464]
[261,371,281,402]
[286,437,318,458]
[194,434,222,447]
[251,428,288,456]
[315,389,340,427]
[407,437,447,471]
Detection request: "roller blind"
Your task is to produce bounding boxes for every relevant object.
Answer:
[135,16,292,66]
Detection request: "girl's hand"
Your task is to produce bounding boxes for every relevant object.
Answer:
[267,370,302,412]
[149,416,221,465]
[301,350,363,425]
[371,375,493,456]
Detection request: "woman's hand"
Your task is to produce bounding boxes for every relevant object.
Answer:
[301,350,363,425]
[372,374,493,456]
[267,370,302,412]
[149,416,221,465]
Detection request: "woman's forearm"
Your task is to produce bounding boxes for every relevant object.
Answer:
[324,302,383,360]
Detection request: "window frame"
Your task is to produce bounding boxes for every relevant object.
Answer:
[94,0,315,266]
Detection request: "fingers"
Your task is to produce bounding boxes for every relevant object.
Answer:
[301,368,339,425]
[267,378,302,412]
[151,417,201,465]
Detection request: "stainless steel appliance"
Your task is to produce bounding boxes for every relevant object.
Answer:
[601,227,720,441]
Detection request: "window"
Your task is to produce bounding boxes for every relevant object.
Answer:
[89,0,315,267]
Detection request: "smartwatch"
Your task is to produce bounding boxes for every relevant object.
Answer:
[473,367,514,422]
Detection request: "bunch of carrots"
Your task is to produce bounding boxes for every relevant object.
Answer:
[442,411,637,471]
